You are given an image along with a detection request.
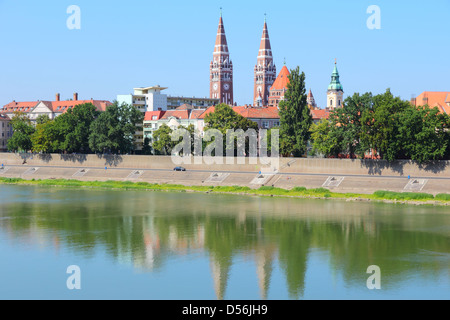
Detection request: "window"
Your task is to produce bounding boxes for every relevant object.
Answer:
[262,121,269,128]
[330,100,333,106]
[338,100,341,106]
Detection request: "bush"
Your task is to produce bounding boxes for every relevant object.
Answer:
[291,187,307,192]
[373,191,434,200]
[435,194,450,201]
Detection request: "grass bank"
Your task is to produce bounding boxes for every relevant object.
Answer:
[0,177,449,206]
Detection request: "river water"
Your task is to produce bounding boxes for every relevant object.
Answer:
[0,185,448,300]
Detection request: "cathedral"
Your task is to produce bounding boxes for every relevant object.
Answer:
[209,13,344,110]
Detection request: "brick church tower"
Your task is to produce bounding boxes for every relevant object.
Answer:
[210,13,233,105]
[253,18,276,106]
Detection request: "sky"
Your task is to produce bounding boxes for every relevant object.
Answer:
[0,0,449,109]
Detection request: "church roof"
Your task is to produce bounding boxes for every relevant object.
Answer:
[328,63,343,91]
[270,66,290,91]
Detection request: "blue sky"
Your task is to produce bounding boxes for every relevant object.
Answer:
[0,0,449,108]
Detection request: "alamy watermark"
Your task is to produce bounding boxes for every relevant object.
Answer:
[367,5,381,30]
[170,128,280,172]
[366,265,381,290]
[66,265,81,290]
[67,5,81,30]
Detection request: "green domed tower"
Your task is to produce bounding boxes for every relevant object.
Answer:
[327,60,344,109]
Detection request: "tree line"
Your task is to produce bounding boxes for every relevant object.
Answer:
[7,102,143,154]
[310,89,450,163]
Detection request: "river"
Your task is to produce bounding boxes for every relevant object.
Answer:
[0,185,448,300]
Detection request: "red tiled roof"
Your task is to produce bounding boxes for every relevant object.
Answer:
[233,106,279,119]
[190,109,206,119]
[270,66,290,91]
[413,91,450,114]
[311,109,330,120]
[160,110,190,120]
[198,106,216,119]
[1,99,112,114]
[144,111,166,121]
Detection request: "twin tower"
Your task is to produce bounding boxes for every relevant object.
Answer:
[209,14,275,107]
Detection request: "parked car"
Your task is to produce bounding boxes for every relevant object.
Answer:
[174,167,186,172]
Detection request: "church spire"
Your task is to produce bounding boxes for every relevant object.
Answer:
[254,16,276,106]
[327,60,344,109]
[210,12,233,105]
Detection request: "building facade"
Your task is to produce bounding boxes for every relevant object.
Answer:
[210,14,234,105]
[254,20,276,106]
[167,96,219,110]
[0,114,12,152]
[0,93,111,122]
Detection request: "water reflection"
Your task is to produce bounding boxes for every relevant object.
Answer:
[0,185,449,299]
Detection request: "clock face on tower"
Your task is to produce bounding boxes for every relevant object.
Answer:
[223,83,230,91]
[213,83,218,91]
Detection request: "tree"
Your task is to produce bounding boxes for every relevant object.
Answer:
[7,112,35,152]
[204,103,258,156]
[204,103,258,134]
[89,102,143,154]
[310,119,340,157]
[142,137,153,155]
[396,106,449,163]
[278,66,312,157]
[330,92,374,158]
[31,117,56,153]
[360,89,410,161]
[152,124,175,155]
[58,103,100,153]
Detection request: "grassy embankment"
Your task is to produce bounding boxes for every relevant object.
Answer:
[1,177,450,205]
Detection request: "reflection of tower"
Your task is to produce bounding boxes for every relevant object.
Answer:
[210,255,231,300]
[210,11,233,105]
[255,247,276,300]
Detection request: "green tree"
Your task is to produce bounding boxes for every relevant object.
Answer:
[330,92,374,158]
[152,124,175,155]
[204,103,258,156]
[89,102,143,154]
[310,119,340,157]
[142,137,153,155]
[278,67,312,157]
[396,106,449,163]
[31,117,56,153]
[204,103,258,134]
[58,103,100,153]
[7,112,35,152]
[360,89,410,161]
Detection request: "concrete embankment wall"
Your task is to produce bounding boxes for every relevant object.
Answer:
[1,153,449,195]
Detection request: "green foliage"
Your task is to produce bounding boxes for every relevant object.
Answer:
[278,66,312,157]
[152,124,175,155]
[435,194,450,201]
[291,187,307,192]
[204,103,258,134]
[360,89,411,161]
[373,191,434,200]
[204,103,259,156]
[310,119,340,157]
[7,112,35,152]
[89,101,143,154]
[310,88,450,163]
